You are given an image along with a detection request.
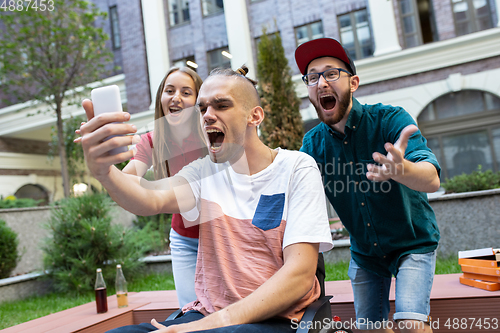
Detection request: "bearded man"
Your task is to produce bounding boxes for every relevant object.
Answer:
[296,38,441,333]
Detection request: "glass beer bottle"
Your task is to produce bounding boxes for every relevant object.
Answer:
[115,264,128,308]
[95,268,108,313]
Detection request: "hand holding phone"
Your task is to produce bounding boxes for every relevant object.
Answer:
[90,85,128,155]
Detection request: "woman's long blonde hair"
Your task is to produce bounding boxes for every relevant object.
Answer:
[152,67,204,179]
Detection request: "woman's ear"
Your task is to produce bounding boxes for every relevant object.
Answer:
[248,106,264,128]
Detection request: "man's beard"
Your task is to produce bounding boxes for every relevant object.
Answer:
[311,89,351,128]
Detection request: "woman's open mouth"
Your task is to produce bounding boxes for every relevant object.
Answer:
[206,128,225,152]
[169,106,183,115]
[320,93,337,111]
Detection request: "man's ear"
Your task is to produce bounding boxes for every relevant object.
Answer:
[248,106,264,128]
[350,75,360,93]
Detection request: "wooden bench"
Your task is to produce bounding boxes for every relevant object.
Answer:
[327,273,500,333]
[0,290,180,333]
[3,274,500,333]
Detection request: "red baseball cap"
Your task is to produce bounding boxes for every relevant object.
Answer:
[295,38,356,75]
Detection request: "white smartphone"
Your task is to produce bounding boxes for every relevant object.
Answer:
[90,85,128,155]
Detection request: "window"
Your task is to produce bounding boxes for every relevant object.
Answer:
[418,90,500,179]
[173,55,197,71]
[201,0,223,16]
[295,21,324,46]
[15,184,49,206]
[109,6,121,49]
[207,47,231,73]
[338,9,374,60]
[398,0,438,48]
[168,0,190,26]
[452,0,494,36]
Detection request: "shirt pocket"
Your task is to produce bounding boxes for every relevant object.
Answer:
[252,193,285,231]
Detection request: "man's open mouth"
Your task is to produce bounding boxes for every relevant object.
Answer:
[206,128,225,152]
[320,94,337,111]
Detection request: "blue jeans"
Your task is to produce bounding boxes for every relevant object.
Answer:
[106,310,295,333]
[170,228,199,307]
[348,251,436,330]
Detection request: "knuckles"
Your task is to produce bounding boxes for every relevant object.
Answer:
[80,135,92,149]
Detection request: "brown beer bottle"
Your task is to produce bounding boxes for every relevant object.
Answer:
[95,268,108,313]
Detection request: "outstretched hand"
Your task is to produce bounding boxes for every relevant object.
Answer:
[76,99,137,180]
[366,124,418,182]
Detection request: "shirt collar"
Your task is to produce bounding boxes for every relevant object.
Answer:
[345,97,362,132]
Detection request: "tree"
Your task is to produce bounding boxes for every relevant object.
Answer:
[49,115,87,189]
[256,29,304,150]
[0,0,113,197]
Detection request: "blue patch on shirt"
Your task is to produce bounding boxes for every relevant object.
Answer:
[252,193,285,231]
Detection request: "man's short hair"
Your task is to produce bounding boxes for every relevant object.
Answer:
[208,65,261,108]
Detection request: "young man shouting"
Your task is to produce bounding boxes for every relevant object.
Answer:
[296,38,440,333]
[78,67,333,333]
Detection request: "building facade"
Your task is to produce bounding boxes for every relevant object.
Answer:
[1,0,500,201]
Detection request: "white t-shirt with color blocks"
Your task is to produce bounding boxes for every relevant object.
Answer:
[177,148,333,320]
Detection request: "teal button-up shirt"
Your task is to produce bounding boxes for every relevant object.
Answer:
[301,98,440,277]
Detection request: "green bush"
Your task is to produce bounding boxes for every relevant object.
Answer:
[442,165,500,194]
[0,196,42,209]
[42,193,160,293]
[133,213,171,254]
[0,219,20,279]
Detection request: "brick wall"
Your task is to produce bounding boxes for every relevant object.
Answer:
[91,0,124,77]
[247,0,369,76]
[491,0,499,26]
[117,0,151,113]
[431,0,456,41]
[166,0,228,79]
[0,137,51,155]
[189,0,211,79]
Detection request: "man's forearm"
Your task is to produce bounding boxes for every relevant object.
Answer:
[174,243,319,332]
[392,160,440,193]
[98,166,178,216]
[221,246,318,324]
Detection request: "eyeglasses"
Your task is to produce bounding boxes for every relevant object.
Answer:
[302,68,352,86]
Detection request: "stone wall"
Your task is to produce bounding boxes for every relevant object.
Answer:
[430,189,500,258]
[0,204,136,276]
[323,189,500,263]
